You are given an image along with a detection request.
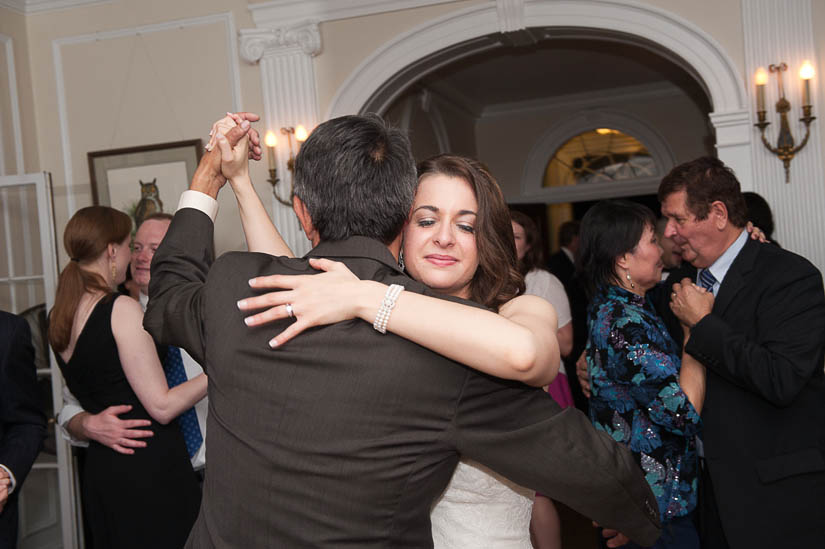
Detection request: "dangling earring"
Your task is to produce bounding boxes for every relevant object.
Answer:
[398,249,405,271]
[625,271,635,289]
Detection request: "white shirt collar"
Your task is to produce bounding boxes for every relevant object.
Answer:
[700,229,747,294]
[560,246,574,264]
[139,291,149,311]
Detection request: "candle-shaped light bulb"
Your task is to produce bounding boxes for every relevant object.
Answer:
[755,67,768,112]
[800,61,815,106]
[264,131,277,170]
[295,125,309,142]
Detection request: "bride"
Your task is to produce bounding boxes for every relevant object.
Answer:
[210,116,562,547]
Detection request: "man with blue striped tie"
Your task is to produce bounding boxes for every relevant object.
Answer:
[59,214,207,478]
[660,157,825,549]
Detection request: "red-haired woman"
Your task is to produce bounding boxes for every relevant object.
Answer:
[49,206,204,549]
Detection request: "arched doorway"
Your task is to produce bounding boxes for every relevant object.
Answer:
[327,0,751,184]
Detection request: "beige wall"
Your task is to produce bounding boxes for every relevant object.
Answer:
[15,0,268,261]
[314,0,483,116]
[0,7,38,173]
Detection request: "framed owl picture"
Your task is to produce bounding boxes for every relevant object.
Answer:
[88,139,202,227]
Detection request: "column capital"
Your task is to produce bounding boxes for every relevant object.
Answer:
[239,22,322,64]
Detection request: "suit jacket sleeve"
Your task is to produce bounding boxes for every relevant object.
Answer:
[143,208,215,368]
[686,262,825,408]
[451,376,661,546]
[0,314,46,487]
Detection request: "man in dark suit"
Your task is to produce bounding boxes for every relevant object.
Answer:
[547,220,589,412]
[661,157,825,549]
[0,311,47,547]
[144,114,660,547]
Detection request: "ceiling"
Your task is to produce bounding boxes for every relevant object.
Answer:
[412,36,711,115]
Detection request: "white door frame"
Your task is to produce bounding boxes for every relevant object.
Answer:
[0,172,79,549]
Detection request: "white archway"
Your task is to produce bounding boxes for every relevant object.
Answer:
[516,109,676,204]
[326,0,753,184]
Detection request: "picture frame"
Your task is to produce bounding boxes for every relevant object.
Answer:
[87,139,203,219]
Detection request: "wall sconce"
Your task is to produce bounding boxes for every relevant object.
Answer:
[754,61,816,183]
[266,124,309,206]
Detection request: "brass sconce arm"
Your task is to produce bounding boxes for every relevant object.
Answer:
[753,62,816,183]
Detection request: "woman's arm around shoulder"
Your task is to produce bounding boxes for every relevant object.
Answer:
[111,295,207,425]
[241,259,561,386]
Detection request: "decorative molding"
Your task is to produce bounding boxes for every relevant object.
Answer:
[0,0,112,15]
[496,0,525,33]
[239,23,322,63]
[743,0,824,271]
[328,3,500,118]
[482,81,684,119]
[253,22,322,257]
[52,12,242,216]
[327,0,747,118]
[249,0,455,29]
[0,33,24,175]
[519,108,676,202]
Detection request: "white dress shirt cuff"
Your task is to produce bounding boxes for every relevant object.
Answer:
[178,190,218,221]
[0,464,17,494]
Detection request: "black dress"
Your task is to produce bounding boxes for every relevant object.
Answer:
[56,296,200,548]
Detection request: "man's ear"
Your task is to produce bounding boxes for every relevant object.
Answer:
[292,195,318,245]
[710,200,729,230]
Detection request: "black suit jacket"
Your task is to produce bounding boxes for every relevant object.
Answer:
[0,311,46,547]
[547,250,590,410]
[666,239,825,548]
[145,208,660,548]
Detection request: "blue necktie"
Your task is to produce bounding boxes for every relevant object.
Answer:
[698,269,717,292]
[162,346,203,458]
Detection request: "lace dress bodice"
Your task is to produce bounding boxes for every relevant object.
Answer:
[430,459,534,548]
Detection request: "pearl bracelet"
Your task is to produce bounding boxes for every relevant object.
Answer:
[373,284,404,334]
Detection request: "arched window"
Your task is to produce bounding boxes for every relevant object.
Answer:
[544,129,656,188]
[520,110,675,204]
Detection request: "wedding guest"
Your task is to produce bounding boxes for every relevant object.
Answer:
[661,157,825,548]
[49,206,203,548]
[0,311,46,548]
[58,214,208,482]
[580,200,705,549]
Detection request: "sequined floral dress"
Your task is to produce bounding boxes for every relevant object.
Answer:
[586,284,701,522]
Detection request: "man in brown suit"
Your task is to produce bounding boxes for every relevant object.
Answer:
[145,114,660,547]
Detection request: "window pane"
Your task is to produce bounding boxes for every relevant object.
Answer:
[544,129,654,187]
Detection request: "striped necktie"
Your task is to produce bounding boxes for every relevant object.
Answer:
[162,346,203,458]
[698,269,717,292]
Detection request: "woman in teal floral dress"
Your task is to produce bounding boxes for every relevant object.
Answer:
[579,200,706,549]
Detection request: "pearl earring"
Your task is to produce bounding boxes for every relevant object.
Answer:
[626,271,635,289]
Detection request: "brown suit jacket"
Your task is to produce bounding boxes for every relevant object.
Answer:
[145,208,660,548]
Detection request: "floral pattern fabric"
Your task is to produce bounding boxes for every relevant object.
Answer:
[586,284,701,521]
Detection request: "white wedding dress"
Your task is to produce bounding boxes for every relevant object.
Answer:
[430,459,535,548]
